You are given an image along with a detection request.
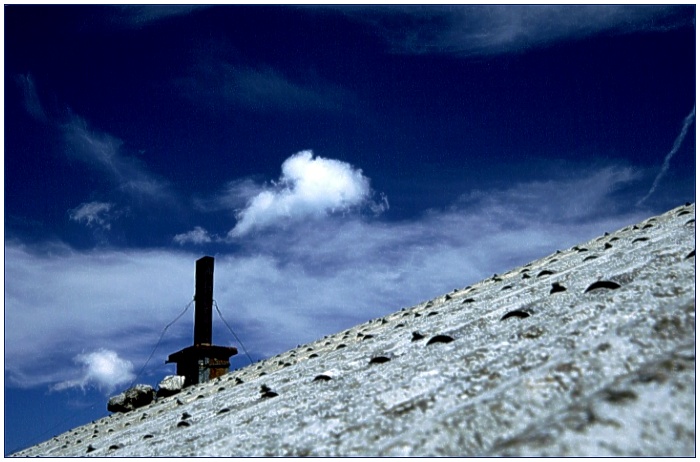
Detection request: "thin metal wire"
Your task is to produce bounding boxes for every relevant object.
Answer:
[213,299,254,364]
[129,297,194,387]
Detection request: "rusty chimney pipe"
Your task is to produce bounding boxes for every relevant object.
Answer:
[194,256,214,346]
[166,256,236,387]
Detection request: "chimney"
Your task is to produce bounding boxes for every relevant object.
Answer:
[194,256,214,346]
[166,256,237,387]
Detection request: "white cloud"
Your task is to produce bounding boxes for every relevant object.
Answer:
[4,244,199,389]
[69,201,116,230]
[53,349,135,394]
[228,150,380,237]
[4,163,653,391]
[174,226,213,245]
[339,5,692,56]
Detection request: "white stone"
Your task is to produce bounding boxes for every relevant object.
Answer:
[156,375,186,398]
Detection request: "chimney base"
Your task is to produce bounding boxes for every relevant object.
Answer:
[166,344,238,387]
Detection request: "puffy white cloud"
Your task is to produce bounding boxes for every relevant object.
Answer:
[228,150,379,237]
[69,201,116,230]
[174,226,213,245]
[54,349,135,394]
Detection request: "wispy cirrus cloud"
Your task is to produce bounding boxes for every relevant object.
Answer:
[178,61,355,113]
[69,201,119,230]
[16,73,48,122]
[230,66,351,112]
[194,178,265,214]
[15,74,175,206]
[337,5,693,56]
[63,115,174,203]
[458,164,641,224]
[638,106,696,206]
[5,161,650,390]
[112,5,211,27]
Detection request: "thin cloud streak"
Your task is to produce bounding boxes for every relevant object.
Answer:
[231,67,351,113]
[338,5,692,56]
[177,61,355,114]
[194,178,265,213]
[63,116,173,202]
[16,73,48,122]
[4,164,648,389]
[15,75,176,207]
[637,106,696,206]
[113,5,211,27]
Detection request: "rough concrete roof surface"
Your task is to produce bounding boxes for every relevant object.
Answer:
[12,203,696,457]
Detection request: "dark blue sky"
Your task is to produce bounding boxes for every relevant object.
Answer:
[4,4,695,454]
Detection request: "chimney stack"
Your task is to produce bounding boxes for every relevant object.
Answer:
[166,256,237,387]
[194,256,214,346]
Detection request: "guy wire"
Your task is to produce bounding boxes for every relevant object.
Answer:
[213,299,254,364]
[129,297,194,387]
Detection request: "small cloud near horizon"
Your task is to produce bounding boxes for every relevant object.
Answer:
[174,226,213,245]
[53,349,135,395]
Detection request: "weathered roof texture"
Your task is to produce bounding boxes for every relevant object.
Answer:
[12,203,696,457]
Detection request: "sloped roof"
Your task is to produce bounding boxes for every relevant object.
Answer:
[12,203,696,457]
